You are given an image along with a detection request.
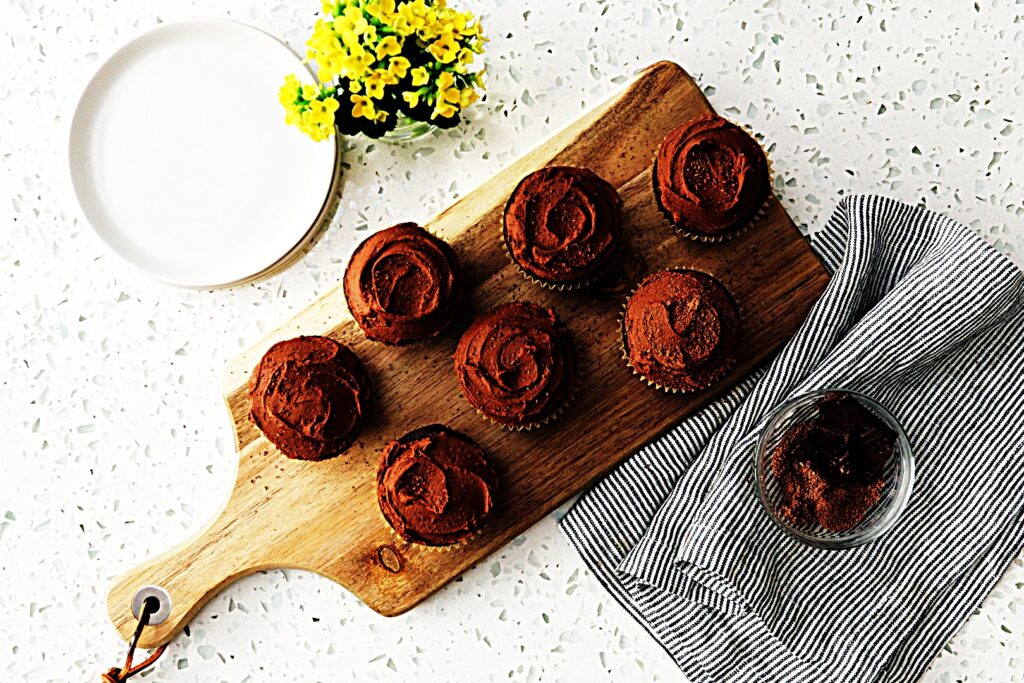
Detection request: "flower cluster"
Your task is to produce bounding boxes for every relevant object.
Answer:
[279,0,486,140]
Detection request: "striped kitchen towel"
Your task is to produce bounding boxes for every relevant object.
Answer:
[561,195,1024,683]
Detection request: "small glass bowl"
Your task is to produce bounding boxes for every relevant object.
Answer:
[753,389,914,550]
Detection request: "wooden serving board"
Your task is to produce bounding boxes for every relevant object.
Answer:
[108,61,830,647]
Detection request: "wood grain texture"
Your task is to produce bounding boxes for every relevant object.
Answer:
[108,61,830,647]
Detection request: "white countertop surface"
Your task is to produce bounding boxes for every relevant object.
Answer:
[2,1,1023,680]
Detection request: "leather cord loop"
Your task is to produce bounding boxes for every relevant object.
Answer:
[101,596,168,682]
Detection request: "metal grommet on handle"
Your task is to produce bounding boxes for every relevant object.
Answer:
[103,586,171,681]
[131,585,171,626]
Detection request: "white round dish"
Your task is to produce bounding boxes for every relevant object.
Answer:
[69,19,340,288]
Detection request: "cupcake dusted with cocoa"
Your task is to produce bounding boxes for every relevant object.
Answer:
[503,166,622,289]
[377,425,498,547]
[653,114,770,241]
[248,336,371,460]
[344,223,463,344]
[455,302,576,429]
[622,270,741,392]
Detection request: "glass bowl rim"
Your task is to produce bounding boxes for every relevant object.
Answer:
[753,388,915,550]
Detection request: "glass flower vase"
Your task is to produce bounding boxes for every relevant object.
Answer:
[380,113,437,143]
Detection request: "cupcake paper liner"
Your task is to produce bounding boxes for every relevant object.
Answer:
[650,118,775,244]
[379,509,477,553]
[618,268,743,394]
[473,387,575,432]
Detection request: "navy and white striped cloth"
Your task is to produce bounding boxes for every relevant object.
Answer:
[561,195,1024,682]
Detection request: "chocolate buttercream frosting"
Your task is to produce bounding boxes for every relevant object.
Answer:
[454,302,575,427]
[377,425,498,546]
[248,336,371,460]
[653,114,770,238]
[771,392,893,532]
[623,270,741,392]
[344,223,463,344]
[503,166,622,286]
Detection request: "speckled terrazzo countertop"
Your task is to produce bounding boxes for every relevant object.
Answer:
[2,1,1023,681]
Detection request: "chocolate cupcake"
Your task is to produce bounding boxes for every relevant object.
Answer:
[653,114,770,241]
[503,166,622,289]
[248,335,371,460]
[454,302,575,429]
[622,270,741,392]
[344,223,463,344]
[377,425,498,546]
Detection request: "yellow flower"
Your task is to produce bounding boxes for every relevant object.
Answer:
[458,16,480,37]
[429,32,459,63]
[388,56,411,80]
[366,0,396,21]
[434,8,459,35]
[351,94,376,120]
[279,74,301,107]
[364,69,395,99]
[410,66,430,86]
[459,87,478,108]
[311,96,340,117]
[334,6,369,49]
[364,70,387,98]
[394,0,428,36]
[317,58,342,83]
[364,78,384,100]
[341,46,376,80]
[300,107,335,141]
[437,71,460,104]
[418,7,442,40]
[402,90,421,109]
[455,47,474,72]
[279,76,339,142]
[307,19,345,81]
[375,35,402,59]
[432,100,458,119]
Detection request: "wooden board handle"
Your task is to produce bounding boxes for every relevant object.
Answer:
[107,441,273,648]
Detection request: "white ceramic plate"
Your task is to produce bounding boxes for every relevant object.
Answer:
[69,19,339,288]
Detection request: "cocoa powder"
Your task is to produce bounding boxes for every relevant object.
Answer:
[770,392,895,532]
